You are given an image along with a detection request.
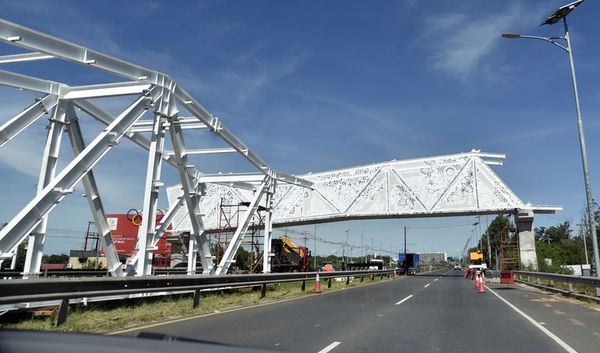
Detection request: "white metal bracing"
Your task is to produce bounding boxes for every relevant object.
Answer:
[0,18,312,277]
[167,150,561,232]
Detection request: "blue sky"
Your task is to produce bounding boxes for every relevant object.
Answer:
[1,0,599,258]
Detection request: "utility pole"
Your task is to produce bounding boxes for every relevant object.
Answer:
[313,224,317,271]
[404,226,407,257]
[344,229,350,269]
[360,234,364,263]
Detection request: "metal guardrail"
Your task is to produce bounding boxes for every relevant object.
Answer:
[0,269,397,306]
[0,268,202,279]
[513,271,600,287]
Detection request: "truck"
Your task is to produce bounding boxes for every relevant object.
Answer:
[399,252,420,275]
[270,235,310,272]
[468,250,487,270]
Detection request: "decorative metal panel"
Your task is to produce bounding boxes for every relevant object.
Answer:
[167,151,545,233]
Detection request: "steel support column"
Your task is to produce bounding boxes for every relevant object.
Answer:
[166,91,213,274]
[215,177,270,275]
[134,94,167,276]
[128,193,184,273]
[262,181,276,273]
[23,101,66,276]
[0,88,158,260]
[64,104,124,276]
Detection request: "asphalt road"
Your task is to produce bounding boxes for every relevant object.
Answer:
[121,269,599,353]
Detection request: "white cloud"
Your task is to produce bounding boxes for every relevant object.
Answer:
[421,3,545,79]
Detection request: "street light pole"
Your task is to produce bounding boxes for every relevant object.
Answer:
[562,17,600,285]
[502,0,600,295]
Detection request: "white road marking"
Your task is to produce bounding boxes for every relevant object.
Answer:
[424,283,431,288]
[441,269,454,276]
[395,294,413,305]
[487,286,578,353]
[434,278,439,282]
[318,341,341,353]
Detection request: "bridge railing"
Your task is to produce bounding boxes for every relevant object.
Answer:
[513,270,600,302]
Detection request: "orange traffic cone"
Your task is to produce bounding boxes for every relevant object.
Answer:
[478,278,486,294]
[314,272,322,293]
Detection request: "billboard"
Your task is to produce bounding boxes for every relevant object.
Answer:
[104,213,172,266]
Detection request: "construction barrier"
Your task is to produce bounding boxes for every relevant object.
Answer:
[500,270,515,285]
[485,270,501,283]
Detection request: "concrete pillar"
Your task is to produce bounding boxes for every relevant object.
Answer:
[515,210,538,270]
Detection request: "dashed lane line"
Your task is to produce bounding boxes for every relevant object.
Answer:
[424,283,431,288]
[318,341,341,353]
[486,286,578,353]
[395,294,413,305]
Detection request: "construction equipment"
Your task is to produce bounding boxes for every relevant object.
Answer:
[469,250,487,270]
[270,235,310,272]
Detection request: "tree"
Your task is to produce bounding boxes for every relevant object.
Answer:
[535,222,571,244]
[480,215,512,269]
[235,247,250,271]
[0,239,28,271]
[42,254,69,264]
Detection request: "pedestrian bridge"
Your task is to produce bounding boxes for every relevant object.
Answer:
[167,150,559,232]
[168,150,560,274]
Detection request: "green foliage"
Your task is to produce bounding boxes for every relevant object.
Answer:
[0,239,27,270]
[535,221,571,244]
[235,247,250,270]
[42,254,69,264]
[479,215,512,268]
[534,220,588,273]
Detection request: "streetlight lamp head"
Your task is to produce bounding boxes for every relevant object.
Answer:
[502,33,522,39]
[541,0,584,26]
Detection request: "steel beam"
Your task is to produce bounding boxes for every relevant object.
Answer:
[0,18,312,189]
[0,88,159,260]
[128,193,185,274]
[62,81,152,100]
[0,52,53,64]
[22,101,66,276]
[166,93,214,274]
[165,147,237,156]
[0,19,158,82]
[262,181,276,273]
[135,93,168,276]
[0,69,63,95]
[0,94,58,148]
[73,101,255,191]
[215,177,270,275]
[64,104,123,276]
[127,119,207,133]
[172,87,312,189]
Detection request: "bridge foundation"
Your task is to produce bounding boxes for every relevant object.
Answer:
[515,210,538,270]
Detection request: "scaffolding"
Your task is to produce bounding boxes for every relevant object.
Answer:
[216,200,266,273]
[500,227,520,270]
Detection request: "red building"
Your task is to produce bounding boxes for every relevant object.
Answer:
[105,213,172,267]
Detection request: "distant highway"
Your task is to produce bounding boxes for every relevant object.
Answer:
[117,269,599,353]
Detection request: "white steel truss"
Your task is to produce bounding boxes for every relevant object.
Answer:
[0,18,312,277]
[168,150,561,231]
[168,150,561,273]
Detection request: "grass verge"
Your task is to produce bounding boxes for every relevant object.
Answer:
[1,274,395,333]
